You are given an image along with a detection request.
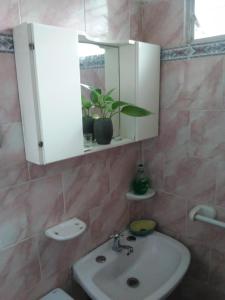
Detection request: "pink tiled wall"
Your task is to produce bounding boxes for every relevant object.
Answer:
[0,1,142,299]
[2,0,225,299]
[131,1,225,299]
[141,0,185,48]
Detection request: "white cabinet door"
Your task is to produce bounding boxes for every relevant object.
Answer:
[119,42,160,142]
[135,42,160,141]
[14,23,83,164]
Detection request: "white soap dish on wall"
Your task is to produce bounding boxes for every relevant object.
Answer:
[45,217,87,241]
[126,188,156,201]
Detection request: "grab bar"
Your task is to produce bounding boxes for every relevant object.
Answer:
[189,205,225,229]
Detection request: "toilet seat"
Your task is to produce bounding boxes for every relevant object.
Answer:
[40,288,74,300]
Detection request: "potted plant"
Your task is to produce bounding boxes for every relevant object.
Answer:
[82,85,152,145]
[81,95,94,136]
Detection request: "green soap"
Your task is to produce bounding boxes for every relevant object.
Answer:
[129,219,157,236]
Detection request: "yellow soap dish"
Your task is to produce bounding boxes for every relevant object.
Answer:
[129,219,157,236]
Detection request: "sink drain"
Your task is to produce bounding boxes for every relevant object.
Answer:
[95,256,106,263]
[127,277,140,288]
[127,235,136,241]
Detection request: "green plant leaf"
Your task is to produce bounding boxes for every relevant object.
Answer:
[98,94,105,107]
[105,89,115,97]
[105,102,114,113]
[111,101,128,110]
[121,105,152,117]
[90,89,101,105]
[81,96,92,109]
[103,96,114,103]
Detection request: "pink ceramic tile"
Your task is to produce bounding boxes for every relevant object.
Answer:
[209,249,225,293]
[184,56,224,110]
[85,0,130,40]
[171,276,225,300]
[26,268,72,300]
[0,54,21,124]
[0,162,29,189]
[142,0,185,47]
[129,0,142,40]
[109,142,140,193]
[0,0,20,32]
[89,190,129,245]
[84,148,110,167]
[0,175,64,248]
[143,149,164,190]
[180,236,210,282]
[62,160,110,221]
[164,155,216,204]
[87,195,112,248]
[0,122,26,168]
[159,110,190,158]
[190,111,225,160]
[160,60,189,111]
[142,137,161,154]
[38,229,91,279]
[143,191,187,234]
[103,189,129,233]
[0,237,41,300]
[129,201,145,221]
[20,0,85,30]
[215,161,225,207]
[28,155,84,180]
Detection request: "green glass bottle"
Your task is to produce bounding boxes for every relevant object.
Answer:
[132,164,150,195]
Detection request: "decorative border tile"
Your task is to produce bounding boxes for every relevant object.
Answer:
[2,33,225,61]
[0,34,14,53]
[0,33,105,69]
[80,54,104,69]
[161,39,225,61]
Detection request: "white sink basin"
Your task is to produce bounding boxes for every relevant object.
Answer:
[73,231,190,300]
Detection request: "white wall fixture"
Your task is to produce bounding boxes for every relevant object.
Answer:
[13,23,160,165]
[126,188,156,200]
[45,217,86,241]
[189,205,225,229]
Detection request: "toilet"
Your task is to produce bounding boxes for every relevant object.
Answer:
[40,288,74,300]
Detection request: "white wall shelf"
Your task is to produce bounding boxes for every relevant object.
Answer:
[45,217,86,241]
[84,137,134,153]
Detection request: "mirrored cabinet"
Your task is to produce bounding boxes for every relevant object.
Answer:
[13,23,160,165]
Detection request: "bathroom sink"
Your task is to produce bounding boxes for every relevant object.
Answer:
[73,231,190,300]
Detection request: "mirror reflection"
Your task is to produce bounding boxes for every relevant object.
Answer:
[78,42,120,146]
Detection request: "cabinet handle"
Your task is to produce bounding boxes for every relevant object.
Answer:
[38,141,43,148]
[29,43,35,50]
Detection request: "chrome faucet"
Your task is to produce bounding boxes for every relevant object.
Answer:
[110,233,134,255]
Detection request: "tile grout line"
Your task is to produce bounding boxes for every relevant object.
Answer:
[36,233,44,283]
[84,0,87,33]
[0,231,40,252]
[17,0,22,24]
[61,172,67,217]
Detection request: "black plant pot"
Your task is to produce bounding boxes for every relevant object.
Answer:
[94,118,113,145]
[82,116,94,135]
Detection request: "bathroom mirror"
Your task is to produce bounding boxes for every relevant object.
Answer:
[78,42,120,137]
[78,43,119,98]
